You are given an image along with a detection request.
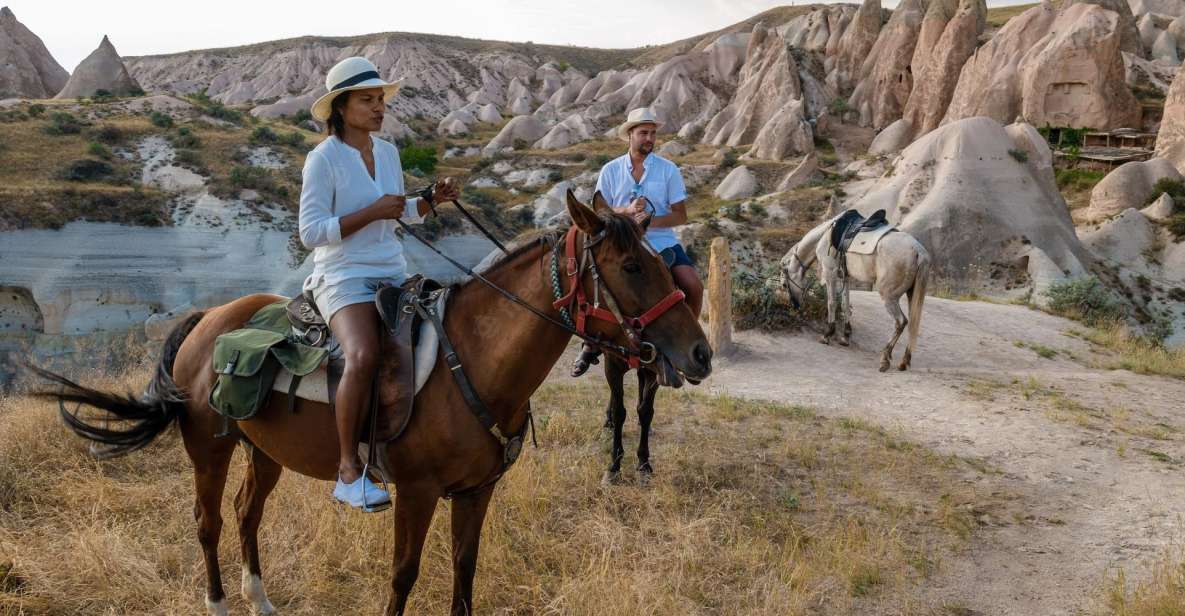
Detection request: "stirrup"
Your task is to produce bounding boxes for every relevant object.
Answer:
[570,348,601,377]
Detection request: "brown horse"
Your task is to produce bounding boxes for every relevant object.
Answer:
[32,192,712,616]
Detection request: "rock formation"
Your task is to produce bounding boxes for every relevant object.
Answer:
[1086,158,1182,219]
[847,0,928,130]
[849,117,1092,293]
[483,115,547,155]
[900,0,985,140]
[701,24,814,161]
[1156,60,1185,171]
[0,7,68,98]
[56,36,142,99]
[715,165,759,200]
[943,2,1141,130]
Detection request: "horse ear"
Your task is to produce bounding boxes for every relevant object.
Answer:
[567,189,604,235]
[591,190,611,213]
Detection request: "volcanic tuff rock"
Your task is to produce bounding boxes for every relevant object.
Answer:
[0,6,68,98]
[848,117,1092,292]
[943,2,1141,130]
[1156,59,1185,171]
[847,0,928,130]
[1086,158,1183,219]
[701,24,814,160]
[55,36,142,98]
[900,0,985,140]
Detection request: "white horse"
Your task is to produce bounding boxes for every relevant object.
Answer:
[780,215,931,371]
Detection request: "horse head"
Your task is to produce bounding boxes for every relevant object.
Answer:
[780,249,808,311]
[564,190,712,387]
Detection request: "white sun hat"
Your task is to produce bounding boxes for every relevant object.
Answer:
[310,56,401,122]
[618,107,663,141]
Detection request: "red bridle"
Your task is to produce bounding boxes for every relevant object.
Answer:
[551,226,686,369]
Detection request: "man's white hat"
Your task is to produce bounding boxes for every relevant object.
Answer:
[618,107,662,141]
[311,57,401,122]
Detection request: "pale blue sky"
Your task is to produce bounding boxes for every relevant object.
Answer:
[17,0,1034,72]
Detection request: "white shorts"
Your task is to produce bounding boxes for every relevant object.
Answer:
[308,276,403,323]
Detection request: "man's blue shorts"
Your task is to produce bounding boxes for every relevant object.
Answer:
[659,244,694,269]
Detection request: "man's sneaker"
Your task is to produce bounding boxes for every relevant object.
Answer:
[570,345,602,377]
[333,474,391,512]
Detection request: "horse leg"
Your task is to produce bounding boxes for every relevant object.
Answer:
[838,280,853,347]
[820,276,837,345]
[603,359,628,484]
[448,484,495,616]
[186,431,237,616]
[234,441,283,615]
[635,368,659,483]
[880,295,908,372]
[386,486,438,616]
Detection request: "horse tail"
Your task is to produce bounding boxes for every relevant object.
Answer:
[28,311,205,458]
[905,247,930,359]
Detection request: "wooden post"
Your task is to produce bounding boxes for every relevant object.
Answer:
[707,236,733,356]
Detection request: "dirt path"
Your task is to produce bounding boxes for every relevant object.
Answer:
[697,292,1185,615]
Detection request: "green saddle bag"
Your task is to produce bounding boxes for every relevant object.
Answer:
[208,301,328,421]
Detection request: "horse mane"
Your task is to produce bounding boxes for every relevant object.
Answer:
[470,209,642,278]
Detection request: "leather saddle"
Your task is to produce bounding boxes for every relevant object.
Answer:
[831,208,889,255]
[280,275,443,445]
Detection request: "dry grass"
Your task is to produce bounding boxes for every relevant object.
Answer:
[0,370,1002,614]
[1102,546,1185,615]
[985,3,1038,29]
[1074,324,1185,379]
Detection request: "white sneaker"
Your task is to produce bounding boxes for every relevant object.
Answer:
[332,474,391,512]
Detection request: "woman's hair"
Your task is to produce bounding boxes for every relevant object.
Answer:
[325,91,350,136]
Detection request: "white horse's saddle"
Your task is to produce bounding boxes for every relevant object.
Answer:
[846,225,896,255]
[270,294,446,404]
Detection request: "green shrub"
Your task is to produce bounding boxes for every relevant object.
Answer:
[733,267,826,331]
[588,154,611,169]
[58,159,114,182]
[229,165,276,191]
[90,124,123,144]
[90,89,115,103]
[128,85,146,97]
[1054,168,1105,193]
[1042,277,1126,326]
[26,103,45,117]
[512,138,529,150]
[44,111,83,135]
[86,141,112,159]
[1007,148,1028,163]
[547,168,564,183]
[174,149,204,170]
[1167,213,1185,240]
[1145,177,1185,207]
[250,125,279,144]
[279,131,307,150]
[149,111,174,128]
[828,97,850,115]
[718,149,739,170]
[401,144,437,174]
[170,126,201,149]
[286,109,312,126]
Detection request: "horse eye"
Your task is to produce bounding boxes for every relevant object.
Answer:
[623,261,642,274]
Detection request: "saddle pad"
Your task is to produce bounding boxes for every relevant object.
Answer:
[846,225,896,255]
[270,293,446,404]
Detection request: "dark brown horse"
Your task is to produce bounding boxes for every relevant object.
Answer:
[32,192,712,615]
[599,357,663,484]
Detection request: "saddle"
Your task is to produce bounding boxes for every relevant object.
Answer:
[830,208,889,254]
[209,275,442,446]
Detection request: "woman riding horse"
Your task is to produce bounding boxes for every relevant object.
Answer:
[301,56,459,510]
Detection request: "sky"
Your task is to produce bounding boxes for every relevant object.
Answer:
[13,0,1035,72]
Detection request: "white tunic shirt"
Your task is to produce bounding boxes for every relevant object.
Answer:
[594,153,688,252]
[298,135,424,290]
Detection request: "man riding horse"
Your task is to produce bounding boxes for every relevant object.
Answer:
[300,56,459,511]
[571,107,705,377]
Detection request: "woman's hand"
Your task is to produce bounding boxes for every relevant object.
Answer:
[433,177,459,204]
[372,194,407,220]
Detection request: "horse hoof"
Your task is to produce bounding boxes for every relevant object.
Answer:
[819,337,832,345]
[602,470,622,485]
[838,339,850,347]
[878,362,890,372]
